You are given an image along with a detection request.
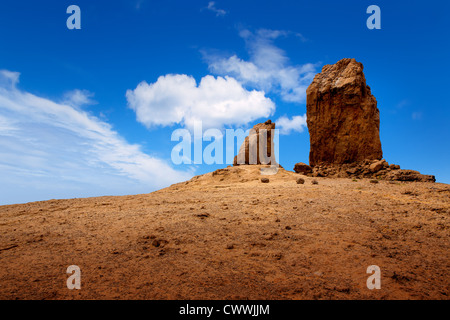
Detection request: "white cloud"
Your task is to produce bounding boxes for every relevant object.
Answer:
[206,1,227,16]
[0,70,20,88]
[0,114,18,136]
[276,114,307,135]
[0,71,193,205]
[63,89,96,107]
[205,29,316,103]
[126,74,275,130]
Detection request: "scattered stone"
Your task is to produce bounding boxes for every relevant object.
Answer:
[261,178,270,183]
[370,179,379,184]
[151,239,168,248]
[296,177,305,184]
[402,190,419,196]
[264,232,278,240]
[226,244,234,250]
[151,240,160,247]
[311,180,319,185]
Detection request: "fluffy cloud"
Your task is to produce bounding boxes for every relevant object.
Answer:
[0,70,193,205]
[205,29,317,103]
[126,74,275,130]
[276,114,307,135]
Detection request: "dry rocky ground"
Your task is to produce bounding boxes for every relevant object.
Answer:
[0,165,448,300]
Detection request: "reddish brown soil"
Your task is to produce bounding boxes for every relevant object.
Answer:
[0,165,448,299]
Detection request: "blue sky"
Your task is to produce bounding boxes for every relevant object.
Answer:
[0,0,448,205]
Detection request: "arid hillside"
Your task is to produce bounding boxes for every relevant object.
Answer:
[0,165,448,299]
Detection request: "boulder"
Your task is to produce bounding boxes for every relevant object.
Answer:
[306,58,383,166]
[293,162,313,175]
[370,160,385,173]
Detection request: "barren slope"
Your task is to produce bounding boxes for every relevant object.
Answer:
[0,165,449,299]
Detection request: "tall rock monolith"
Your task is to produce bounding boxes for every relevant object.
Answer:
[306,58,383,166]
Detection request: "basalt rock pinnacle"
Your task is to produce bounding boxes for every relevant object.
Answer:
[306,58,383,166]
[299,58,435,183]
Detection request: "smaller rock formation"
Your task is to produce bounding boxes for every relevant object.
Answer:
[234,120,277,166]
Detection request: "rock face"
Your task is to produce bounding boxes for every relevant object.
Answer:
[306,58,383,166]
[233,120,276,166]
